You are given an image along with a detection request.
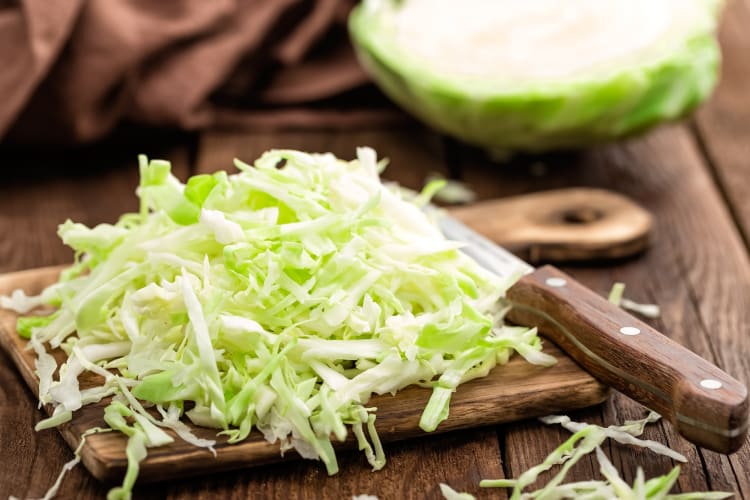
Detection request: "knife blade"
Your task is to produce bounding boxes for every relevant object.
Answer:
[438,211,749,454]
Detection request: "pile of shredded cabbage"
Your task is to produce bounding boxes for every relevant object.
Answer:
[3,148,553,499]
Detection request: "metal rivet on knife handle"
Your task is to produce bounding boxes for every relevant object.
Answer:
[701,379,723,390]
[619,326,641,336]
[545,277,567,288]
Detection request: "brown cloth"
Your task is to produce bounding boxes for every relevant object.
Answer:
[0,0,396,144]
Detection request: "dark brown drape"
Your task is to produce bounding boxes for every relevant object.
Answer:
[0,0,395,144]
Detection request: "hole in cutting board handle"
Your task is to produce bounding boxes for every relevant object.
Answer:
[562,207,603,225]
[449,187,653,263]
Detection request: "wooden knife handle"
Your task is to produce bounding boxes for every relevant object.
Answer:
[506,266,749,454]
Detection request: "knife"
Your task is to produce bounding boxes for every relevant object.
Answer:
[437,213,749,454]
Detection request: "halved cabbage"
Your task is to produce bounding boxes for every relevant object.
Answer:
[349,0,723,154]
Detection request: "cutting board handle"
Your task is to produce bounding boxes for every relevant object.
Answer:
[506,266,749,454]
[450,188,653,263]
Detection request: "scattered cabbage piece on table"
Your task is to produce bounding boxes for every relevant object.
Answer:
[423,174,477,205]
[609,281,662,318]
[480,412,732,500]
[3,148,553,499]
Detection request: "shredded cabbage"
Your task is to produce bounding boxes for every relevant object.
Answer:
[607,282,627,306]
[27,427,112,500]
[424,174,477,205]
[609,282,662,319]
[480,412,732,499]
[4,148,551,499]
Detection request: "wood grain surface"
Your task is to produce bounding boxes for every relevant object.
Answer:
[1,2,750,497]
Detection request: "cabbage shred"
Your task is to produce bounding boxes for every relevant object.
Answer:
[7,148,552,499]
[480,412,731,500]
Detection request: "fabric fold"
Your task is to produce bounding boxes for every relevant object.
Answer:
[2,0,390,144]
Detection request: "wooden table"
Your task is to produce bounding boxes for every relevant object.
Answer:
[2,2,749,498]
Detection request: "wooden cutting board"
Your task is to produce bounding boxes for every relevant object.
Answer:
[0,265,609,484]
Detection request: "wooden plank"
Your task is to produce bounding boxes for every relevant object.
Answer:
[0,146,192,274]
[132,427,506,500]
[689,1,750,495]
[690,0,750,389]
[694,0,750,245]
[0,159,135,273]
[456,124,750,496]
